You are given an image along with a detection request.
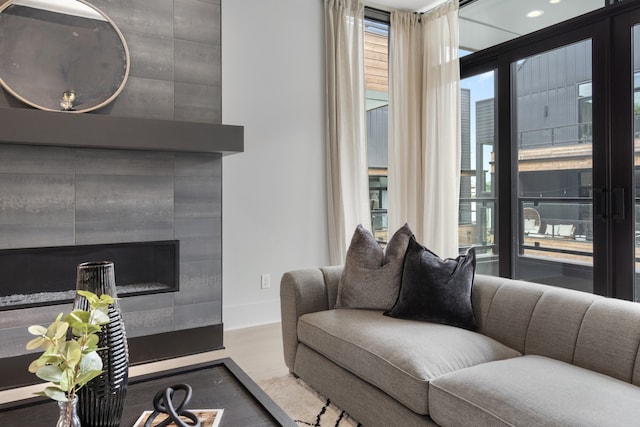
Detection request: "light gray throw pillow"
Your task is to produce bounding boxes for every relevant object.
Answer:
[335,223,413,310]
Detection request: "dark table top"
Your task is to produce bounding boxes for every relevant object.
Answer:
[0,357,296,427]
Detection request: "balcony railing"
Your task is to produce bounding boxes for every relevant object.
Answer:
[519,198,593,263]
[519,122,592,148]
[371,209,388,244]
[458,197,496,256]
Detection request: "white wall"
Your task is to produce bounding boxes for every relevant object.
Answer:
[221,0,329,330]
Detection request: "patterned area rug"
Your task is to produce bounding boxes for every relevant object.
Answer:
[258,374,361,427]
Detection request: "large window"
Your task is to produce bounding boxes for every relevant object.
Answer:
[460,71,497,275]
[364,4,640,300]
[513,40,594,293]
[364,17,389,243]
[461,0,640,301]
[633,25,640,299]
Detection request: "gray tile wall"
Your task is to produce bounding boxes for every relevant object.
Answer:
[0,0,224,359]
[0,145,223,358]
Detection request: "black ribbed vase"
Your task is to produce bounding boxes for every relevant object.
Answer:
[73,261,129,427]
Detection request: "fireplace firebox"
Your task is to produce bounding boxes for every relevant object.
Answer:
[0,240,179,310]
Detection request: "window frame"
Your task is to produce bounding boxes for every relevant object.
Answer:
[461,1,640,299]
[366,1,640,300]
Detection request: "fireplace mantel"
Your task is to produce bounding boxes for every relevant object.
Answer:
[0,108,244,154]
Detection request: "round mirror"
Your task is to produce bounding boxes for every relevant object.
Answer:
[0,0,129,113]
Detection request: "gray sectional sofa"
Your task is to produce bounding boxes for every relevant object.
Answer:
[280,267,640,426]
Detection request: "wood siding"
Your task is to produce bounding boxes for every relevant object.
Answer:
[365,31,388,93]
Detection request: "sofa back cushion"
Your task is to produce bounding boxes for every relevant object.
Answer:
[473,276,601,359]
[525,288,599,363]
[574,299,640,384]
[474,274,640,385]
[472,276,547,353]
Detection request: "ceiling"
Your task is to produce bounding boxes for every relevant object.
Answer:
[367,0,449,12]
[366,0,604,51]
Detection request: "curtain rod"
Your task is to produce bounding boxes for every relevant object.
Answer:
[366,0,475,21]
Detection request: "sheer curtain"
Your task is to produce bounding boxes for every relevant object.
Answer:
[388,0,461,258]
[324,0,371,264]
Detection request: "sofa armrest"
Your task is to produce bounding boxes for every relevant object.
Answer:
[280,267,342,371]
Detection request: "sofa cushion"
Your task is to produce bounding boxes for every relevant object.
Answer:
[429,355,640,427]
[335,223,412,310]
[574,298,640,384]
[473,278,548,353]
[297,309,520,415]
[524,287,599,363]
[385,237,476,330]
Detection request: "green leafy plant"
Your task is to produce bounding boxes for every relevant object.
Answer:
[26,290,114,402]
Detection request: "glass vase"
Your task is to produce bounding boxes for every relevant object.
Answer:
[56,397,81,427]
[73,261,129,427]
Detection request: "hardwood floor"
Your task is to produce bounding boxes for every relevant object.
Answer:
[0,322,289,404]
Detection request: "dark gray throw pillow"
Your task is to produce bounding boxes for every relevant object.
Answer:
[385,236,477,331]
[335,223,413,310]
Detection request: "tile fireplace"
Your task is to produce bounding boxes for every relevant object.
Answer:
[0,110,243,390]
[0,0,239,391]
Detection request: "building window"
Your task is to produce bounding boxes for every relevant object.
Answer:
[578,82,593,144]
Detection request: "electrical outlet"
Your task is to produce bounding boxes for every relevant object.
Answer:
[261,273,271,289]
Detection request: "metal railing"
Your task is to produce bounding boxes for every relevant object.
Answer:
[458,197,497,255]
[519,198,593,260]
[519,122,592,148]
[371,209,388,244]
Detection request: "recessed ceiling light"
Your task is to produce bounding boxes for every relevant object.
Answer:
[549,0,561,4]
[527,10,544,18]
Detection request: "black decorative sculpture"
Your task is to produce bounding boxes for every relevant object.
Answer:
[144,384,201,427]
